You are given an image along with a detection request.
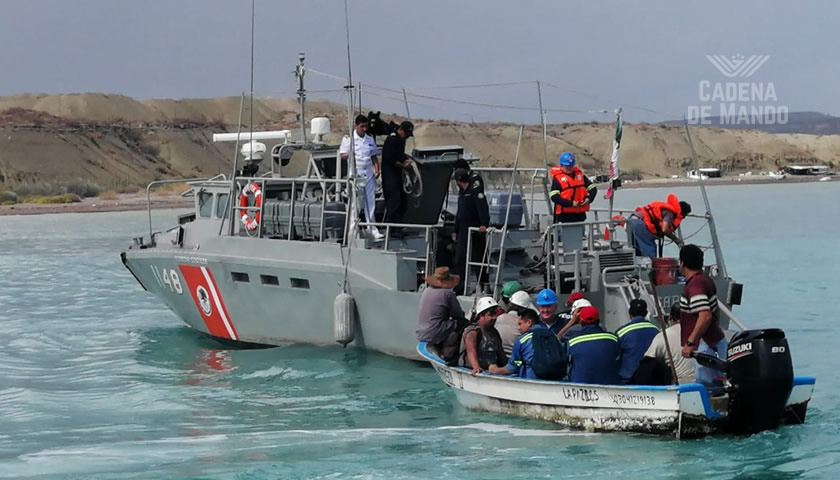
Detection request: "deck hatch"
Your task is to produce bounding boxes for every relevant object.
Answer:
[290,278,310,289]
[260,274,280,286]
[231,272,250,283]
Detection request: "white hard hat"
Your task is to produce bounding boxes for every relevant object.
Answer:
[475,296,500,315]
[571,299,592,311]
[509,291,539,313]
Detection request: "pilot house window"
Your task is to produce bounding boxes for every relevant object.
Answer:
[198,191,214,218]
[215,193,230,218]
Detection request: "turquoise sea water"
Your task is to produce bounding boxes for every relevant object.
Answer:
[1,182,839,479]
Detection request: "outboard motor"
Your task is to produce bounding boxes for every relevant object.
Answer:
[694,328,794,435]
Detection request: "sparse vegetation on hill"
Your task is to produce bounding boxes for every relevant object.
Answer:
[0,93,838,197]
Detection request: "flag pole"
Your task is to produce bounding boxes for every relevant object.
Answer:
[606,108,623,247]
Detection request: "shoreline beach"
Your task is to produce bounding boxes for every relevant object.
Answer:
[0,174,831,217]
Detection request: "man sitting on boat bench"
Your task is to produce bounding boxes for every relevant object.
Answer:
[616,299,661,384]
[416,267,468,365]
[459,297,507,374]
[488,309,546,379]
[567,306,621,384]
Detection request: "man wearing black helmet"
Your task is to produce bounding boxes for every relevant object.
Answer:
[381,121,415,228]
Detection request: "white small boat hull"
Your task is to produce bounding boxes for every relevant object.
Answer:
[418,343,815,438]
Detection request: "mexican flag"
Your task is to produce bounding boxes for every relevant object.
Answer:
[605,109,623,200]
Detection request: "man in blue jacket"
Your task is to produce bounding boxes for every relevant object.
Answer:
[616,299,660,383]
[567,306,620,384]
[489,309,545,379]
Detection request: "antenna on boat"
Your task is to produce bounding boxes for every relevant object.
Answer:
[249,0,255,147]
[296,53,307,145]
[683,118,728,279]
[536,80,548,166]
[342,0,359,258]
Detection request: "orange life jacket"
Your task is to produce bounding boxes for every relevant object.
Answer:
[549,166,589,215]
[635,194,683,237]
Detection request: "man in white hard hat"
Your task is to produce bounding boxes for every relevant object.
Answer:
[459,297,506,375]
[495,290,538,355]
[556,298,592,340]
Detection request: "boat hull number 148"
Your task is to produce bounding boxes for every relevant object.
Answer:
[150,265,183,294]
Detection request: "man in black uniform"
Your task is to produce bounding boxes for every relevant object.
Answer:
[381,121,414,228]
[452,167,490,295]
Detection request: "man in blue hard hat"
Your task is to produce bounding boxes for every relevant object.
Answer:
[549,152,597,224]
[535,288,565,336]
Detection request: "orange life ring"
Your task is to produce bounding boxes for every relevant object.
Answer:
[239,183,262,231]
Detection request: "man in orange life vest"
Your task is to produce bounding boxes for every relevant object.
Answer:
[628,194,691,258]
[549,152,597,224]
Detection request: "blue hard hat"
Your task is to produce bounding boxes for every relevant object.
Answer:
[558,152,576,167]
[535,288,557,306]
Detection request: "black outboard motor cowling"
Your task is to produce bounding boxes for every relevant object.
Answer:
[726,328,794,434]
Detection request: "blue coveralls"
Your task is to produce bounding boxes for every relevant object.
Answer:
[567,324,621,384]
[504,323,549,379]
[616,317,660,383]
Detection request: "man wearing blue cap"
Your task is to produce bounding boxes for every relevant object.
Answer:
[549,152,597,224]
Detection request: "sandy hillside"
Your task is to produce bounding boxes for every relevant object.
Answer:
[1,93,838,190]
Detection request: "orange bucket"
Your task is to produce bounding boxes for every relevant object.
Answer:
[653,257,679,285]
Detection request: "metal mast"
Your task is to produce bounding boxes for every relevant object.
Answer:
[295,53,307,144]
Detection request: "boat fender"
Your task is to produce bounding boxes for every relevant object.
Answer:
[239,183,263,231]
[334,292,356,346]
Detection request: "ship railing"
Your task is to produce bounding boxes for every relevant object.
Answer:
[448,167,550,230]
[357,221,439,275]
[231,175,350,242]
[144,175,226,247]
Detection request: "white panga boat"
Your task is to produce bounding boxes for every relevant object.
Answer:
[418,340,815,438]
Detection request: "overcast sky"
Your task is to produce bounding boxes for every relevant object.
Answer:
[1,0,837,123]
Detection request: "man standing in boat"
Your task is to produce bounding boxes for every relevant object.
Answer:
[340,114,384,241]
[380,121,415,232]
[549,152,597,224]
[678,244,727,392]
[452,167,490,295]
[628,194,691,258]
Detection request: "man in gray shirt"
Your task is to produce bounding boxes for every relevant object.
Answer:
[417,267,467,364]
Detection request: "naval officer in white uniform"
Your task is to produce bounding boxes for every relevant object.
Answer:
[340,114,383,241]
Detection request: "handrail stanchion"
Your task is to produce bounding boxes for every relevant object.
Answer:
[287,179,296,239]
[491,125,523,298]
[319,179,326,240]
[553,223,562,295]
[145,177,211,246]
[424,226,433,279]
[258,178,266,238]
[464,228,473,295]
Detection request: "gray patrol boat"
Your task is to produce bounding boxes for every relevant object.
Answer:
[122,56,746,360]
